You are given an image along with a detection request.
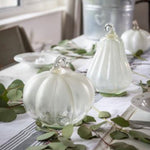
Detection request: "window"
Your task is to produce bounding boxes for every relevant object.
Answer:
[0,0,18,9]
[0,0,66,19]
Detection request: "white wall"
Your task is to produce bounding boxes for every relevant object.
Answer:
[0,10,63,51]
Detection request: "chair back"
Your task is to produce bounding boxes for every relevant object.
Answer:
[0,26,33,68]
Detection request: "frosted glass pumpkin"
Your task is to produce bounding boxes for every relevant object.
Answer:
[121,20,150,54]
[23,57,94,126]
[87,24,132,94]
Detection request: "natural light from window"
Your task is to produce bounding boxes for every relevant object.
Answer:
[0,0,66,19]
[0,0,18,9]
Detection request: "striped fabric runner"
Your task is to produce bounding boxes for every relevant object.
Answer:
[0,94,102,150]
[0,122,42,150]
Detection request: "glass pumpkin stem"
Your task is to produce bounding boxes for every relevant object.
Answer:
[104,24,117,39]
[132,20,140,30]
[105,24,114,33]
[54,56,67,68]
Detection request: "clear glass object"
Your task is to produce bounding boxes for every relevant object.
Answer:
[23,57,95,126]
[83,0,135,40]
[87,24,132,94]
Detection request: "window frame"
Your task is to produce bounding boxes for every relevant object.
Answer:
[0,0,64,19]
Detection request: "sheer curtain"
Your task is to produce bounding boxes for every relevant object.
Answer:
[63,0,83,39]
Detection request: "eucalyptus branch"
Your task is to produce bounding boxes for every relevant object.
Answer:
[92,106,100,113]
[94,131,110,147]
[132,70,150,79]
[8,102,23,108]
[7,85,24,91]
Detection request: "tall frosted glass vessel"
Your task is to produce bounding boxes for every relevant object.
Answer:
[87,24,132,94]
[83,0,135,40]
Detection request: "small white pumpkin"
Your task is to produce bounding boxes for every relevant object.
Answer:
[23,57,94,126]
[87,24,132,94]
[121,20,150,54]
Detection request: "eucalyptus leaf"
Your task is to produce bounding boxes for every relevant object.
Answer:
[26,145,49,150]
[85,44,96,56]
[0,83,9,104]
[74,49,87,55]
[0,107,16,122]
[58,40,70,46]
[37,132,56,141]
[133,50,146,60]
[85,51,95,56]
[139,80,148,93]
[77,125,93,139]
[73,144,86,150]
[98,111,111,119]
[0,83,6,96]
[69,63,75,71]
[83,115,96,123]
[147,80,150,87]
[58,137,75,147]
[0,97,8,107]
[62,124,73,139]
[74,120,83,126]
[110,142,138,150]
[129,130,150,144]
[7,79,24,91]
[41,122,63,130]
[90,121,107,131]
[51,45,57,48]
[38,64,53,73]
[36,126,52,133]
[7,89,23,100]
[49,142,67,150]
[36,120,57,133]
[60,51,69,55]
[12,105,26,114]
[111,116,129,127]
[134,49,144,56]
[100,91,127,97]
[36,119,42,127]
[38,67,49,73]
[110,130,129,140]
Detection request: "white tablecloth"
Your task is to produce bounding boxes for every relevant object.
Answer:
[0,36,150,150]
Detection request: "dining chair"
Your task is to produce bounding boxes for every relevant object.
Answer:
[0,26,33,69]
[135,0,150,31]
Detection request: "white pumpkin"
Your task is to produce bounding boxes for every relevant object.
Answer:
[23,57,94,126]
[87,24,132,94]
[121,20,150,54]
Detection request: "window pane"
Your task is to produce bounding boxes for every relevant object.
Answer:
[0,0,18,9]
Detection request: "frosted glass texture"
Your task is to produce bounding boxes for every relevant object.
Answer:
[87,25,132,94]
[23,65,95,126]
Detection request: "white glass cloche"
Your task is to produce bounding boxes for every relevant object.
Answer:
[87,24,132,94]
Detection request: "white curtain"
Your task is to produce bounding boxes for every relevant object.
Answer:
[63,0,83,39]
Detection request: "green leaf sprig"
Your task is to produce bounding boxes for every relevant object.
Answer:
[28,121,86,150]
[132,49,146,61]
[100,91,127,97]
[109,116,150,149]
[0,79,25,122]
[37,62,76,73]
[27,106,150,150]
[139,80,150,93]
[50,40,96,58]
